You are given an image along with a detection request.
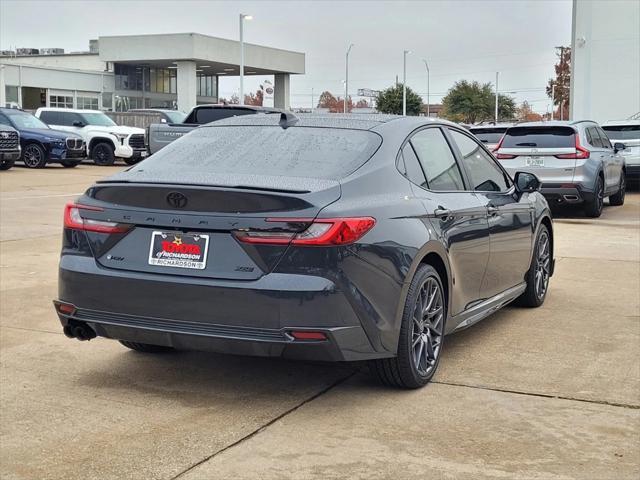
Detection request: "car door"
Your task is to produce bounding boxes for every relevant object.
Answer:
[585,126,612,189]
[59,112,83,134]
[596,126,624,191]
[403,127,491,317]
[447,127,534,299]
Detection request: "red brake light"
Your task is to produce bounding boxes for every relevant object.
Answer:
[556,135,590,160]
[234,217,376,246]
[64,203,131,233]
[496,153,517,159]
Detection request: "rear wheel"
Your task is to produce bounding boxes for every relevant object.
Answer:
[0,159,15,170]
[22,143,47,168]
[516,225,551,308]
[119,341,174,353]
[584,175,604,218]
[369,264,445,389]
[61,160,80,168]
[91,142,115,166]
[608,173,625,206]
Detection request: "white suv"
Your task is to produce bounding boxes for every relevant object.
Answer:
[35,108,147,166]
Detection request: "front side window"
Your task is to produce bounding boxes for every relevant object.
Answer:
[596,127,612,149]
[79,112,116,127]
[410,128,465,191]
[449,129,510,192]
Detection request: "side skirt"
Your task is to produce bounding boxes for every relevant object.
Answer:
[447,282,527,334]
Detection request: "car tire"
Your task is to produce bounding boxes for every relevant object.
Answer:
[515,224,551,308]
[60,160,80,168]
[584,175,604,218]
[22,143,47,168]
[123,157,142,166]
[119,341,174,353]
[608,173,625,206]
[91,142,115,166]
[369,264,446,389]
[0,159,15,170]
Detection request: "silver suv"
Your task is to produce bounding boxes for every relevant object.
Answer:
[495,121,626,217]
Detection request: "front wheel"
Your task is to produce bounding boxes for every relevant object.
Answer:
[369,264,445,389]
[608,173,625,206]
[22,143,47,168]
[91,142,115,166]
[516,225,551,308]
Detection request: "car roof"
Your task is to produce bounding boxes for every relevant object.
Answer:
[601,120,640,127]
[193,104,279,112]
[202,113,461,131]
[514,120,596,128]
[36,107,103,114]
[130,108,181,113]
[469,123,515,130]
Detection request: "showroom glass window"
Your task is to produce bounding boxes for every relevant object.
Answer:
[77,96,99,110]
[49,95,73,108]
[410,128,465,191]
[449,129,510,192]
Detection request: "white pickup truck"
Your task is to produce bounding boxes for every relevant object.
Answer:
[36,108,147,165]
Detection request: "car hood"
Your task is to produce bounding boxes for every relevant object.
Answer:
[19,128,81,140]
[85,125,145,135]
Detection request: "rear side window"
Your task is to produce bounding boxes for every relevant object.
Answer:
[144,126,382,180]
[39,111,59,125]
[586,127,603,148]
[602,125,640,141]
[188,108,256,124]
[400,143,428,188]
[502,126,575,148]
[469,128,507,145]
[410,128,465,191]
[596,127,612,149]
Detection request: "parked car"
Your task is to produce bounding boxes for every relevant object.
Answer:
[0,124,21,170]
[128,108,187,124]
[494,121,626,217]
[35,108,146,166]
[468,123,514,151]
[0,108,85,168]
[54,113,554,389]
[601,120,639,180]
[146,104,278,154]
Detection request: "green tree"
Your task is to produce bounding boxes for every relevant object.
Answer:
[442,80,516,124]
[375,84,422,116]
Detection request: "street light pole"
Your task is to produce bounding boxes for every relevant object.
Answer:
[403,50,410,116]
[344,44,354,114]
[422,59,430,117]
[494,71,499,123]
[239,13,253,106]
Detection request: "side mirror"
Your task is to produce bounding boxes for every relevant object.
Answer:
[72,121,84,127]
[613,142,626,153]
[514,171,541,193]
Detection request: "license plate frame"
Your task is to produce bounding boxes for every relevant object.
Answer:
[148,231,210,270]
[526,157,544,167]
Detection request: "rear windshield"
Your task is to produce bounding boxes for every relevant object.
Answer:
[469,128,507,144]
[143,126,382,180]
[502,126,575,148]
[602,125,640,141]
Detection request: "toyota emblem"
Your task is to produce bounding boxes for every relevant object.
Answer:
[166,191,188,208]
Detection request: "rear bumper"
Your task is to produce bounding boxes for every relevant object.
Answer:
[540,184,590,205]
[56,255,385,362]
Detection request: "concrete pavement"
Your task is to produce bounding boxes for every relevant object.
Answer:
[1,164,638,479]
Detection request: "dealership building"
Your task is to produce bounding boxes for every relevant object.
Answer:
[0,33,305,112]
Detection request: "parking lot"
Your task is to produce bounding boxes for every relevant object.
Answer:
[1,164,638,480]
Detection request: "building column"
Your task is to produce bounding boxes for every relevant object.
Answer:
[176,61,197,113]
[0,65,6,107]
[274,73,290,110]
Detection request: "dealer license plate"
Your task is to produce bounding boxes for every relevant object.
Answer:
[526,157,544,167]
[148,232,209,270]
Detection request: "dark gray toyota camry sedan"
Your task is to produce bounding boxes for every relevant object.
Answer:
[55,113,554,388]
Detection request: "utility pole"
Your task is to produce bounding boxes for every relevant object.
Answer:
[344,44,354,113]
[422,59,430,117]
[239,13,253,106]
[311,87,314,113]
[403,50,411,116]
[494,72,500,123]
[551,83,555,120]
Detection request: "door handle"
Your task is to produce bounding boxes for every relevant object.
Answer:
[487,205,499,216]
[434,207,452,220]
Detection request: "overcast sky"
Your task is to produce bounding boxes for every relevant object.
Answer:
[0,0,573,112]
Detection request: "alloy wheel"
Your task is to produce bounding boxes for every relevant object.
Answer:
[535,231,551,300]
[411,277,444,376]
[23,145,43,168]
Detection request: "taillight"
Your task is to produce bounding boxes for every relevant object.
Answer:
[556,135,590,159]
[64,202,131,233]
[234,217,376,246]
[496,153,517,159]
